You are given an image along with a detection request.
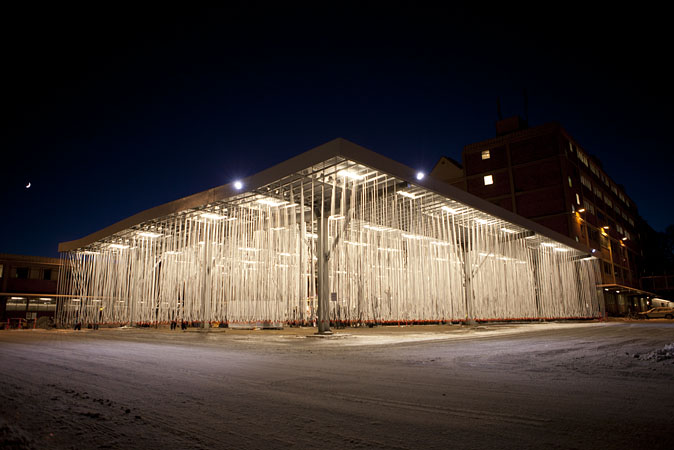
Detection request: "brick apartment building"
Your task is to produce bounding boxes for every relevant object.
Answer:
[0,253,61,328]
[431,117,653,314]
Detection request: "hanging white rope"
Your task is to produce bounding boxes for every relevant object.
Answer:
[57,160,602,327]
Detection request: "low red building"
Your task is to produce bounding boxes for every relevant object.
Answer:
[0,253,61,328]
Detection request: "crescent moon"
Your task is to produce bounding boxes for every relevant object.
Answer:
[26,182,31,188]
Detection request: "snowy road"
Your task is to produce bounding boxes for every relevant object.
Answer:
[1,322,673,449]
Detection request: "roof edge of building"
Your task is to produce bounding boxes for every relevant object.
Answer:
[0,253,62,265]
[59,137,591,255]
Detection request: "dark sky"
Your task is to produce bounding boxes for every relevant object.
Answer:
[3,5,672,257]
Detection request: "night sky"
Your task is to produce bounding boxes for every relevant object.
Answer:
[3,5,671,257]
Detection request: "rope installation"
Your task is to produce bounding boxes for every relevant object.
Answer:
[57,159,602,327]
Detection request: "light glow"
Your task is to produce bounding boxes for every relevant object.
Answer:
[138,231,162,238]
[397,191,418,199]
[201,213,228,220]
[338,170,364,180]
[257,198,288,207]
[363,224,387,231]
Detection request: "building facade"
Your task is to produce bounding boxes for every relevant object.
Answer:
[0,253,61,328]
[431,118,650,315]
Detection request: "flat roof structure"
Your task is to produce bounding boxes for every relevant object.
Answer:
[57,138,602,329]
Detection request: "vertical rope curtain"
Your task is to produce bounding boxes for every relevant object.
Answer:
[57,160,602,327]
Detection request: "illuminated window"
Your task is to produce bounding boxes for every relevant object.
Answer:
[576,193,581,205]
[483,175,493,185]
[481,150,491,160]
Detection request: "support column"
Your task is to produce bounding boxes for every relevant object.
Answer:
[317,212,331,334]
[200,226,212,329]
[532,252,542,318]
[461,243,474,324]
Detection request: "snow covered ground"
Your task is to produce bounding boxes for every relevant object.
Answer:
[1,322,673,449]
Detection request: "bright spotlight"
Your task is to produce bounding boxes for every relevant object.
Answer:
[233,180,243,190]
[416,172,425,180]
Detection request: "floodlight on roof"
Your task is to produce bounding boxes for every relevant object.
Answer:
[416,172,425,180]
[233,180,243,190]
